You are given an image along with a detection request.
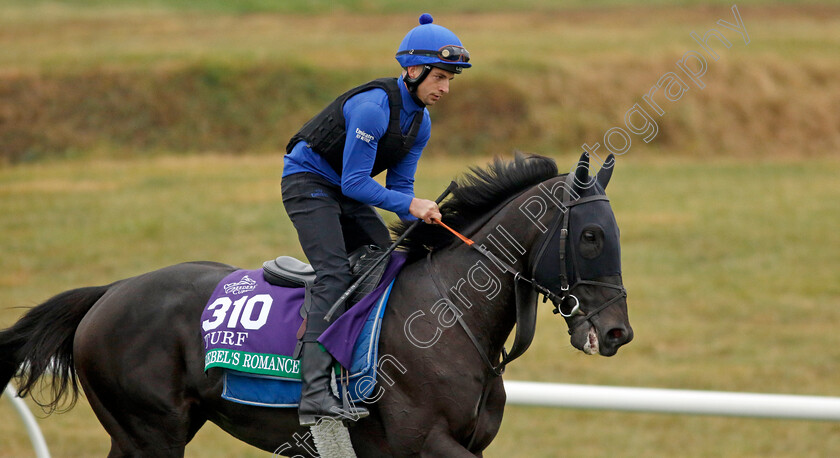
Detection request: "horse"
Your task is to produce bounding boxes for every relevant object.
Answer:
[0,152,632,457]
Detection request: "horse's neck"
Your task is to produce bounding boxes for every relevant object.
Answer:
[431,190,556,360]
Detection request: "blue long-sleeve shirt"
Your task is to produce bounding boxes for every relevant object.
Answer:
[283,75,431,220]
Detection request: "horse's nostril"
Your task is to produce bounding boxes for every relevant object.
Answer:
[607,327,624,340]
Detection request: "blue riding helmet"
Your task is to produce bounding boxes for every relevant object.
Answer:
[396,14,471,92]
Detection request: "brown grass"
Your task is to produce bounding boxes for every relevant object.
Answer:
[0,6,839,163]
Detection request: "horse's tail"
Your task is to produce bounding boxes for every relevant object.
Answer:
[0,284,111,413]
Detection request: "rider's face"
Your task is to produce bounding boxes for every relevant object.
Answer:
[408,66,455,106]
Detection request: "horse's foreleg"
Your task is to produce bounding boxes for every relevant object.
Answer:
[419,424,481,458]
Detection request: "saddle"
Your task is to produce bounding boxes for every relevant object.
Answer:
[262,245,388,320]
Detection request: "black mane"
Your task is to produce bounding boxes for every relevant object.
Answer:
[390,153,559,260]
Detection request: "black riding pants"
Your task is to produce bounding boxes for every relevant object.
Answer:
[281,172,391,340]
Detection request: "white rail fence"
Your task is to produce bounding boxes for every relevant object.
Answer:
[3,383,51,458]
[6,380,840,457]
[504,380,840,421]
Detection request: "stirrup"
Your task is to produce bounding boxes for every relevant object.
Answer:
[299,405,369,427]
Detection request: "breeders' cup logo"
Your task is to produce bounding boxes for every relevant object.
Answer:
[223,275,258,295]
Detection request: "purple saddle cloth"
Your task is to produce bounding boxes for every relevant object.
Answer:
[201,252,406,377]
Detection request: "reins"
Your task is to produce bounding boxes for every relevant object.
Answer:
[433,218,563,308]
[425,253,508,377]
[432,192,626,330]
[424,171,627,452]
[426,213,557,378]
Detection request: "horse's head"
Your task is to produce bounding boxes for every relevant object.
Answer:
[391,152,632,360]
[532,152,633,356]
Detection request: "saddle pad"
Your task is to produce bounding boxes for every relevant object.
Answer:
[202,252,406,376]
[220,280,393,408]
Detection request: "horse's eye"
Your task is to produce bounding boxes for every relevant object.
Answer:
[579,227,604,259]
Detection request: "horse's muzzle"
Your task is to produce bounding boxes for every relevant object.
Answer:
[569,306,633,357]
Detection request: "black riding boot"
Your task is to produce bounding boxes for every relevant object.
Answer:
[298,342,369,426]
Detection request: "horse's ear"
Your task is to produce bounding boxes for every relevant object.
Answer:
[596,154,615,190]
[572,151,591,194]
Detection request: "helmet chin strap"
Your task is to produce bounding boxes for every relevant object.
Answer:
[403,65,432,106]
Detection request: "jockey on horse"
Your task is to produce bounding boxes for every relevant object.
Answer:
[281,14,471,426]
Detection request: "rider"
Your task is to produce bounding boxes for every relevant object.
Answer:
[281,14,471,426]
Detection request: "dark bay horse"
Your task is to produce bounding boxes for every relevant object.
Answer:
[0,152,632,457]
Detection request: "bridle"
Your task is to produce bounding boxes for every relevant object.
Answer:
[427,172,628,451]
[534,192,628,332]
[429,173,627,375]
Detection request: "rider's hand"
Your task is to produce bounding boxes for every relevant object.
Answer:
[409,198,442,224]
